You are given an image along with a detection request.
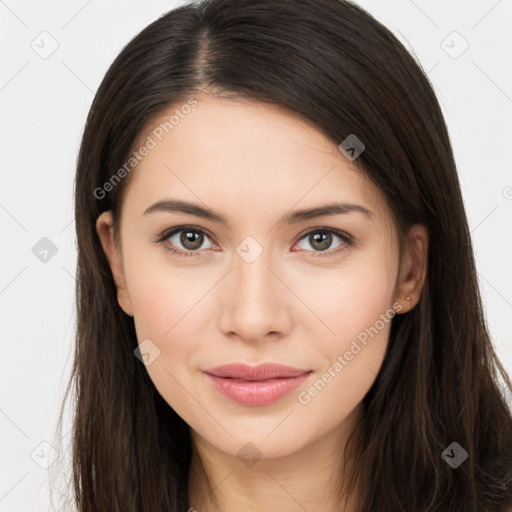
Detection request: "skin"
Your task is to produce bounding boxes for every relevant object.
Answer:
[96,94,428,512]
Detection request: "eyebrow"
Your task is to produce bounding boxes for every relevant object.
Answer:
[143,199,373,227]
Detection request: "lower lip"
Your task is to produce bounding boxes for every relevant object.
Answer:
[204,371,313,406]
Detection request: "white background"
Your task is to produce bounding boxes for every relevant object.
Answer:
[1,0,511,510]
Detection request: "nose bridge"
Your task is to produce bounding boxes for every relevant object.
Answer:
[219,241,290,338]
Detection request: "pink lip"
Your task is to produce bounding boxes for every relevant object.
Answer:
[203,363,313,406]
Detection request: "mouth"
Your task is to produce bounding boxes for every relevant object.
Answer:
[203,362,313,406]
[204,362,312,380]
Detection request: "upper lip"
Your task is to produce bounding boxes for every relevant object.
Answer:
[204,363,312,381]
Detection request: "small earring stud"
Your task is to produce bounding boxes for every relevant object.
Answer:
[405,296,411,301]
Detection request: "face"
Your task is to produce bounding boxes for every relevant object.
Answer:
[97,94,424,460]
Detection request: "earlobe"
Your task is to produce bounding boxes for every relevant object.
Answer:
[95,211,134,317]
[394,224,429,314]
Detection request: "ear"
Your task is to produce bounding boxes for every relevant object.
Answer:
[394,224,428,314]
[95,211,134,317]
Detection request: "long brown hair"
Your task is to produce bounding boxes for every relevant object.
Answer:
[56,0,512,510]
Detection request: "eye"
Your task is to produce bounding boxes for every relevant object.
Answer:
[157,226,216,257]
[293,228,352,257]
[157,226,353,258]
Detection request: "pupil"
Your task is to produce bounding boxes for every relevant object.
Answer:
[181,230,203,250]
[311,232,331,251]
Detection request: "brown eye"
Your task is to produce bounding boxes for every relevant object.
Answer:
[308,231,333,251]
[179,230,205,250]
[160,226,215,255]
[294,228,352,257]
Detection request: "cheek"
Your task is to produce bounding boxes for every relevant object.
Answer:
[124,258,210,418]
[297,319,391,434]
[304,249,397,341]
[125,259,208,351]
[299,249,396,403]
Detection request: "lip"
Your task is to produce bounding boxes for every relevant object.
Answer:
[203,363,313,406]
[204,362,311,380]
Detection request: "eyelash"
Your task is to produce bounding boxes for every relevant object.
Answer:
[156,225,353,259]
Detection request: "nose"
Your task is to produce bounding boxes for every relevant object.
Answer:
[218,249,293,343]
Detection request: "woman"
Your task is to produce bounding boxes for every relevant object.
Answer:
[58,0,512,510]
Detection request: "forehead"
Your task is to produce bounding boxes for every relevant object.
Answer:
[120,94,390,227]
